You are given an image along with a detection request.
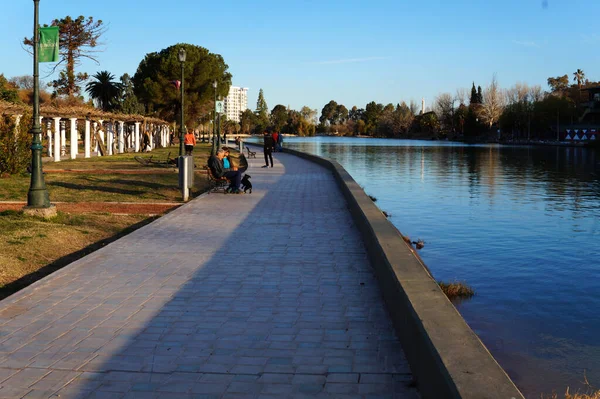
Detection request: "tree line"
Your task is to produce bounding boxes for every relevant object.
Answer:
[315,70,598,141]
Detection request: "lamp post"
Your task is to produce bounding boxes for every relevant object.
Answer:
[25,0,54,217]
[211,80,217,155]
[178,47,186,158]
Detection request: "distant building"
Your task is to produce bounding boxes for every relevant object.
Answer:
[223,86,248,123]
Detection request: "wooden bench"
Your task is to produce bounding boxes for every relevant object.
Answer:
[245,146,256,159]
[204,166,230,193]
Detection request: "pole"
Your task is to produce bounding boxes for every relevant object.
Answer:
[179,61,184,157]
[211,85,217,155]
[26,0,51,209]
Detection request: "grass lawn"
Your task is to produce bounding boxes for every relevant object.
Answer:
[0,142,235,298]
[1,144,217,202]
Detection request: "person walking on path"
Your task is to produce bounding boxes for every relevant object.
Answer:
[184,129,196,156]
[262,131,274,168]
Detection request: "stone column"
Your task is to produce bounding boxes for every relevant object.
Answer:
[69,118,78,159]
[60,120,67,156]
[134,122,141,152]
[53,117,61,162]
[107,122,114,156]
[84,119,91,158]
[118,121,125,153]
[98,120,104,156]
[149,123,156,151]
[93,121,99,155]
[46,119,53,157]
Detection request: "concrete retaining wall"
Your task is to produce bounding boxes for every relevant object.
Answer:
[280,147,524,399]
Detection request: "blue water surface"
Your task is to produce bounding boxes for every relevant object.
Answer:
[277,136,600,398]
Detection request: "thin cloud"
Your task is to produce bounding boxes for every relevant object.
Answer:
[513,40,540,48]
[312,56,389,65]
[581,34,600,44]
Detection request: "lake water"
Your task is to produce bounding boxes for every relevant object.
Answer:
[272,136,600,398]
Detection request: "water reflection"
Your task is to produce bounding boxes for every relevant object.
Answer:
[284,137,600,398]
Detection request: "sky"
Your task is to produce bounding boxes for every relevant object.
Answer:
[1,0,599,114]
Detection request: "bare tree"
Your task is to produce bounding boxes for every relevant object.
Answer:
[434,93,455,131]
[529,85,544,102]
[480,75,505,128]
[409,100,419,115]
[8,75,35,90]
[455,88,469,105]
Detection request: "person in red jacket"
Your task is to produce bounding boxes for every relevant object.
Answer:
[184,130,196,156]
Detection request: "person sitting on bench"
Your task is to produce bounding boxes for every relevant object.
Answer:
[208,149,243,194]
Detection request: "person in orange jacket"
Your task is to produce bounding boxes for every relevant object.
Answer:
[184,129,197,156]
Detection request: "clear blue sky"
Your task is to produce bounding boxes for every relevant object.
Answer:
[1,0,598,113]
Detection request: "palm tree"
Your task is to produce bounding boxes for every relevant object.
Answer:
[85,71,123,112]
[573,69,586,108]
[573,69,586,90]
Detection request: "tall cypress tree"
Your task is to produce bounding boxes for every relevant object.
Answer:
[255,88,269,132]
[477,86,483,104]
[470,83,478,105]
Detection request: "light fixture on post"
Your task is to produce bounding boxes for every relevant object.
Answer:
[178,47,186,158]
[24,0,56,218]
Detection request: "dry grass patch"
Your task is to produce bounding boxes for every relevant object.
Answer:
[0,210,151,299]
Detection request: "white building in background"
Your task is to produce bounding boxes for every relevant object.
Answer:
[223,86,248,123]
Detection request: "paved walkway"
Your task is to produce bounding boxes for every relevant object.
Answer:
[0,152,419,399]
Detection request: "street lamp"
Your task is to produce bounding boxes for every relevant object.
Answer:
[178,47,186,158]
[24,0,54,217]
[211,80,217,155]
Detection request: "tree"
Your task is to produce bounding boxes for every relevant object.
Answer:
[319,100,338,125]
[349,106,363,122]
[117,73,143,114]
[300,106,318,125]
[477,86,483,103]
[363,101,384,136]
[547,75,569,94]
[0,112,31,175]
[25,16,106,97]
[254,89,269,132]
[456,88,469,105]
[133,43,232,125]
[8,76,35,90]
[270,104,288,131]
[470,83,479,105]
[240,109,257,134]
[434,93,455,132]
[479,76,505,128]
[409,100,419,116]
[334,104,348,124]
[85,71,123,112]
[0,74,20,103]
[573,69,586,90]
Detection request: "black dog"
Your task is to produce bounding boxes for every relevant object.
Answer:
[241,174,252,193]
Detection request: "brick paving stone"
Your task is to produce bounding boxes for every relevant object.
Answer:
[0,151,418,398]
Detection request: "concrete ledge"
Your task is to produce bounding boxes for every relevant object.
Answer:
[281,147,524,399]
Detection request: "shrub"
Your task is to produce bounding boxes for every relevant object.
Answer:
[438,281,475,300]
[0,112,32,175]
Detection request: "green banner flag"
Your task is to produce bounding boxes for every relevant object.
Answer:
[39,26,59,63]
